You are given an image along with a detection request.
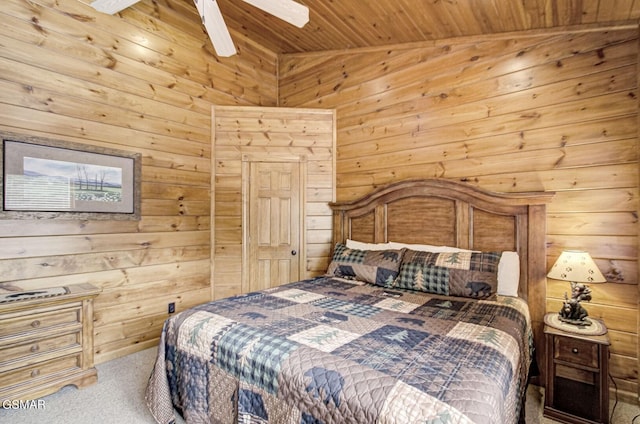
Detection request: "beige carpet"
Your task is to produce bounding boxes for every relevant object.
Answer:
[1,347,637,423]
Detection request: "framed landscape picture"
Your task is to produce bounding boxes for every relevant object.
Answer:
[1,132,141,220]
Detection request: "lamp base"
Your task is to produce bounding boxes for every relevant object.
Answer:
[544,313,607,336]
[558,316,593,327]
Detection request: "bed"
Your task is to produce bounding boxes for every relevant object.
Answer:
[146,179,554,424]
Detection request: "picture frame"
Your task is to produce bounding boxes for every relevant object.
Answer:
[0,131,141,220]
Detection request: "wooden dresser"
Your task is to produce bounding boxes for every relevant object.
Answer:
[0,283,100,403]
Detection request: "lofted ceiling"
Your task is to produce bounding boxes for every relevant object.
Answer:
[211,0,640,54]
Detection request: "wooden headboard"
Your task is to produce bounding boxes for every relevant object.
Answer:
[329,179,555,381]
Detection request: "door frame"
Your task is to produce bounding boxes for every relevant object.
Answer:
[241,153,307,294]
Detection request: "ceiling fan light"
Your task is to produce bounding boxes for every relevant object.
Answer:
[90,0,141,14]
[242,0,309,28]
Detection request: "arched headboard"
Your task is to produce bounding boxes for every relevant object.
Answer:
[329,179,555,382]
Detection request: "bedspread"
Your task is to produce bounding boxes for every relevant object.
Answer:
[146,276,532,424]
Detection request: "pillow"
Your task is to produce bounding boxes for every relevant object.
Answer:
[394,249,502,299]
[346,239,393,251]
[497,251,520,297]
[389,242,520,297]
[326,243,405,287]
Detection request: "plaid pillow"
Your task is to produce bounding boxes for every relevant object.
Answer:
[394,249,501,299]
[326,243,405,287]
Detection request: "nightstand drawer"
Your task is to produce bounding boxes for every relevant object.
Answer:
[554,336,599,368]
[0,306,81,339]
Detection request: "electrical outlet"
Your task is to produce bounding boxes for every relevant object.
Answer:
[168,302,175,314]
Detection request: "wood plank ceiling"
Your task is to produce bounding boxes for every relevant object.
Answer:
[211,0,640,54]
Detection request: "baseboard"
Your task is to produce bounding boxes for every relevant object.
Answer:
[611,386,638,405]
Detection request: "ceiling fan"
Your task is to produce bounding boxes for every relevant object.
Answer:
[88,0,309,57]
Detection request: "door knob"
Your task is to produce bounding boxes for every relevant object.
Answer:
[291,250,297,256]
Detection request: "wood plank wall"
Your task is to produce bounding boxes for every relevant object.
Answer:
[279,27,640,398]
[212,106,335,299]
[0,0,277,363]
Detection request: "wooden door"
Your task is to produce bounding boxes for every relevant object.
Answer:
[247,161,302,291]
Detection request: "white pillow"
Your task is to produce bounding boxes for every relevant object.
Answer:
[388,241,520,297]
[497,251,520,297]
[345,239,393,251]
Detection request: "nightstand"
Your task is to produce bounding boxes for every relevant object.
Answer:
[543,321,610,424]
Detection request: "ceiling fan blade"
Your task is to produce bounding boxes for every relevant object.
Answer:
[241,0,309,28]
[90,0,141,14]
[193,0,237,57]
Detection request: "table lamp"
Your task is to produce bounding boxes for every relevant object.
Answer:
[547,250,606,327]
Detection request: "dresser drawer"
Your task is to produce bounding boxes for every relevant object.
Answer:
[0,332,81,371]
[0,306,81,339]
[554,335,599,368]
[0,354,81,390]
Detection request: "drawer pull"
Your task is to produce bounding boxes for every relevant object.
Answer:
[30,369,40,378]
[572,348,579,354]
[30,344,40,353]
[31,320,41,328]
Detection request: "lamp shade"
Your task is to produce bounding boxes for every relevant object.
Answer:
[547,250,606,283]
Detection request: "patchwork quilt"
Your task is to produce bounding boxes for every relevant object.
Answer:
[146,276,532,424]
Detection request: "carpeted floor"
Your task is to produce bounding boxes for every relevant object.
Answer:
[0,346,177,424]
[1,347,637,423]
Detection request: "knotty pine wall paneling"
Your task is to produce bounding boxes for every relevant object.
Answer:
[0,0,277,363]
[279,27,640,398]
